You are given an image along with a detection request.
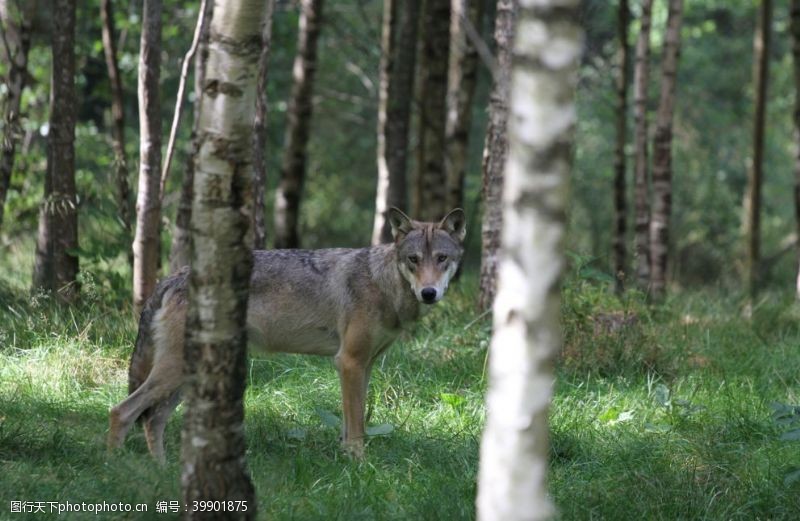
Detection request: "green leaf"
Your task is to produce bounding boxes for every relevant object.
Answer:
[599,407,620,423]
[440,393,465,408]
[315,408,341,429]
[366,423,394,437]
[779,429,800,442]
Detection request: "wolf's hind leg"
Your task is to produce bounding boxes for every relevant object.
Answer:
[107,363,183,452]
[143,391,181,464]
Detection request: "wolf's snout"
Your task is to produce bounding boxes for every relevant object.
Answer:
[421,287,437,304]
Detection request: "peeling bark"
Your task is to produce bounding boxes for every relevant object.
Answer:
[633,0,653,289]
[252,0,275,250]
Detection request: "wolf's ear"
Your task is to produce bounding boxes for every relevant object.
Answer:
[388,207,414,240]
[438,208,466,242]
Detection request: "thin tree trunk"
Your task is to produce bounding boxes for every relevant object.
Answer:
[371,0,420,245]
[180,1,267,517]
[132,0,163,313]
[169,0,213,273]
[476,0,581,518]
[32,0,79,302]
[791,0,800,298]
[100,0,132,237]
[252,0,275,250]
[633,0,653,289]
[612,0,630,293]
[743,0,772,298]
[159,0,209,200]
[414,0,451,222]
[477,0,515,312]
[445,0,484,211]
[0,0,35,229]
[649,0,684,299]
[274,0,324,249]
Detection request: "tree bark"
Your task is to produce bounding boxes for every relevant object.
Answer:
[791,0,800,298]
[649,0,684,299]
[180,1,267,517]
[100,0,132,236]
[612,0,630,293]
[414,0,451,222]
[273,0,324,249]
[32,0,79,302]
[169,0,214,273]
[743,0,771,298]
[0,0,35,230]
[132,0,163,313]
[445,0,484,212]
[371,0,420,245]
[252,0,275,250]
[476,0,581,518]
[477,0,514,312]
[633,0,653,289]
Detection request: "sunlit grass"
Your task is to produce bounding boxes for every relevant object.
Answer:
[1,246,800,518]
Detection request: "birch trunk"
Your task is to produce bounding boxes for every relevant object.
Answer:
[180,1,267,516]
[612,0,630,293]
[743,0,771,298]
[478,0,515,312]
[648,0,683,299]
[252,0,275,250]
[0,0,35,229]
[414,0,451,222]
[476,1,581,519]
[371,0,419,245]
[633,0,653,289]
[791,0,800,298]
[169,0,214,273]
[132,0,163,312]
[274,0,324,249]
[100,0,132,236]
[32,0,78,301]
[444,0,485,211]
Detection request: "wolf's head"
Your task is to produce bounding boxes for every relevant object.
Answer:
[389,207,466,305]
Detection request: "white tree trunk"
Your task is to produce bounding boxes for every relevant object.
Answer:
[476,1,582,519]
[180,0,267,516]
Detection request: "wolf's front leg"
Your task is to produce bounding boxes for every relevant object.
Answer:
[335,351,368,459]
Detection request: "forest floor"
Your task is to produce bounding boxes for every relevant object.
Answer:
[1,241,800,520]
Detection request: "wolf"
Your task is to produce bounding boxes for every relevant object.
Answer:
[107,207,465,461]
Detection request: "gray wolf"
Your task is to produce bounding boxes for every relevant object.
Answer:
[108,207,465,461]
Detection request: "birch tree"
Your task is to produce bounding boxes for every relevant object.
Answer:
[648,0,683,299]
[478,0,515,311]
[252,0,275,250]
[445,0,485,211]
[371,0,420,245]
[180,0,268,516]
[633,0,654,289]
[612,0,631,293]
[32,0,79,302]
[274,0,324,249]
[0,0,35,229]
[133,0,163,312]
[169,0,214,273]
[743,0,771,298]
[476,0,581,519]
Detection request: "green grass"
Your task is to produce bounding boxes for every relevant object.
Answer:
[1,250,800,519]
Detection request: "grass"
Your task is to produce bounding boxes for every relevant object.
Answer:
[1,247,800,519]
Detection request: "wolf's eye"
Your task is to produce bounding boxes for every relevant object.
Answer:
[408,255,419,264]
[437,255,448,263]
